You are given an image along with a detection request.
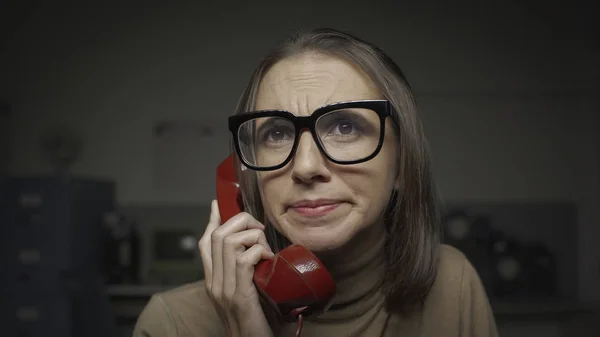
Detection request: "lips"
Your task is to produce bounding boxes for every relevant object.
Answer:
[288,199,342,217]
[289,199,340,208]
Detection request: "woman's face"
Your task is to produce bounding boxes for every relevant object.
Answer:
[254,54,399,254]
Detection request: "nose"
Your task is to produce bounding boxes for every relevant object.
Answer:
[290,131,331,184]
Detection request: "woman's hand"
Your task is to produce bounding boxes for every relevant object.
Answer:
[199,200,275,337]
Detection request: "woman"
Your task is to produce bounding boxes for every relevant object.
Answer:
[134,28,498,337]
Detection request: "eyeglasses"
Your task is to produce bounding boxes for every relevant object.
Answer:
[228,100,398,171]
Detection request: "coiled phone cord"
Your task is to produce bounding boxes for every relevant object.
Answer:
[295,313,304,337]
[290,306,308,337]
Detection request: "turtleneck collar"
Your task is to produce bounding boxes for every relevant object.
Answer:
[311,231,386,322]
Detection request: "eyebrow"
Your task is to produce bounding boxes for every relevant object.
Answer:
[254,100,370,114]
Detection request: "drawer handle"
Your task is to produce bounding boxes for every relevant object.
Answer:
[18,193,43,207]
[18,249,40,265]
[16,306,39,322]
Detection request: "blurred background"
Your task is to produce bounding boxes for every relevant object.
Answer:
[0,0,598,336]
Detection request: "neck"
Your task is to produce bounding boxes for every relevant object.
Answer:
[317,222,386,267]
[313,224,387,321]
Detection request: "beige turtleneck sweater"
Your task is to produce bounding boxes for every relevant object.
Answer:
[133,239,498,337]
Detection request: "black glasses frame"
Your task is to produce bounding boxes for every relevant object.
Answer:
[228,99,397,171]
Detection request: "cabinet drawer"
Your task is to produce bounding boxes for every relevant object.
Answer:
[2,240,71,271]
[5,185,71,239]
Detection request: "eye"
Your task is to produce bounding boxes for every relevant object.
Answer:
[332,121,357,135]
[265,126,293,142]
[317,109,370,139]
[324,118,362,138]
[257,121,295,145]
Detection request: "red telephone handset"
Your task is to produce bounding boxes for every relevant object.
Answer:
[216,155,336,334]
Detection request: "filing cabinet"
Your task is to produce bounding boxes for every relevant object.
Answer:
[0,175,117,337]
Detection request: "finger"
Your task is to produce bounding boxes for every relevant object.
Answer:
[202,199,222,244]
[223,228,272,253]
[234,244,275,300]
[222,229,273,297]
[199,199,220,289]
[211,212,265,298]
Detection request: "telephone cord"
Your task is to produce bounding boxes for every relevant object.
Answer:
[295,313,304,337]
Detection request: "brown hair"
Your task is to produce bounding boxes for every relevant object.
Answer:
[231,27,441,314]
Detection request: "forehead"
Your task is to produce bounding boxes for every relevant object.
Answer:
[255,54,381,113]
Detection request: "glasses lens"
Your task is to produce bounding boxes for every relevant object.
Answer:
[316,108,381,162]
[238,116,295,168]
[236,107,383,169]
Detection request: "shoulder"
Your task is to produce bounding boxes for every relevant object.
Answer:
[422,244,498,336]
[436,244,490,301]
[437,243,471,279]
[153,280,215,313]
[430,244,487,304]
[423,244,470,310]
[133,280,225,337]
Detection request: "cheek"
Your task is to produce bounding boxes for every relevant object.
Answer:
[257,173,284,217]
[354,167,395,204]
[353,139,398,205]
